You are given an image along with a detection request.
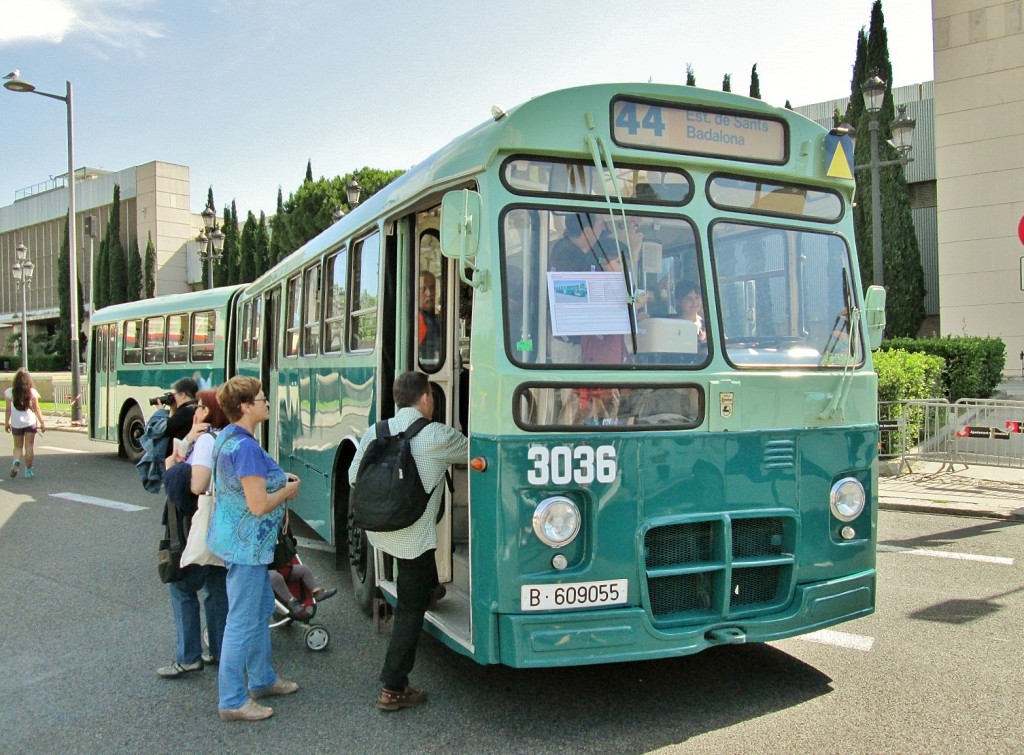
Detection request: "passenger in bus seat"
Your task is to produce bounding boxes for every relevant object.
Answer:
[675,280,707,345]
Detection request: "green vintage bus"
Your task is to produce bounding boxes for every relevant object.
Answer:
[231,83,884,667]
[89,284,244,460]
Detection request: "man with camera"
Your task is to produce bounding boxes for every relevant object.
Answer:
[161,377,200,445]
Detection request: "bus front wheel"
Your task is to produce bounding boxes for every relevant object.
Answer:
[347,509,376,617]
[120,405,145,462]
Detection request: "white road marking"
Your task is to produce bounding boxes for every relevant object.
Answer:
[878,543,1014,566]
[795,629,875,652]
[38,445,89,454]
[50,493,147,512]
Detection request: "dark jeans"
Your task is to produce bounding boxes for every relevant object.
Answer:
[380,548,437,690]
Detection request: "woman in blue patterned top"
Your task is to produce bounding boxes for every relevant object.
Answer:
[207,376,301,722]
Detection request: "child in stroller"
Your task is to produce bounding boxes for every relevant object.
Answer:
[268,555,338,651]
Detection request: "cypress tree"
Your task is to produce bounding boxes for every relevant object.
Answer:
[56,219,72,366]
[240,210,258,283]
[722,74,731,92]
[270,188,288,265]
[94,234,109,310]
[256,212,271,275]
[105,185,128,304]
[305,160,313,184]
[686,64,696,86]
[144,232,156,297]
[749,64,761,99]
[223,201,241,285]
[127,236,143,301]
[845,0,925,337]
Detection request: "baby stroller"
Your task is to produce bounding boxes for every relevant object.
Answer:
[268,515,336,651]
[269,554,334,651]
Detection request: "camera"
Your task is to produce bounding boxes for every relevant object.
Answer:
[149,391,176,407]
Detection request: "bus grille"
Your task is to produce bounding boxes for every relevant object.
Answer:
[643,515,795,626]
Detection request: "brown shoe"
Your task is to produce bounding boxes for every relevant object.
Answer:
[219,699,273,722]
[426,584,446,611]
[251,679,299,699]
[377,685,426,711]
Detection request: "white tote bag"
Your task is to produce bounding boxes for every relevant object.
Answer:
[180,491,223,568]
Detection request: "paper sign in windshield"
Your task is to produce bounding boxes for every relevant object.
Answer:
[547,271,632,337]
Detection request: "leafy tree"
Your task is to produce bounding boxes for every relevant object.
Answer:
[55,219,72,366]
[749,64,760,99]
[305,160,313,184]
[127,236,143,301]
[269,188,288,265]
[256,212,271,275]
[722,73,731,92]
[144,232,156,297]
[94,231,109,310]
[844,0,925,337]
[222,201,241,286]
[686,64,696,86]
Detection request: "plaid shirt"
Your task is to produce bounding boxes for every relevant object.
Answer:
[348,407,468,560]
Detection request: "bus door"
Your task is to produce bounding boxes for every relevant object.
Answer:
[415,213,471,603]
[260,289,279,453]
[91,325,115,442]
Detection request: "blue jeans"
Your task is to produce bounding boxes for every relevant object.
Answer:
[167,565,227,664]
[219,562,279,710]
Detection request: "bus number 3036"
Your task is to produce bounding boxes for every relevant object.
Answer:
[526,444,617,485]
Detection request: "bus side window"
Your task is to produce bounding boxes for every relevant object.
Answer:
[143,316,164,365]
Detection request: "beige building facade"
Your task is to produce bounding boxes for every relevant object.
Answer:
[934,0,1024,373]
[0,161,208,359]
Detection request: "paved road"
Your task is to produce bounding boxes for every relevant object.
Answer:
[1,433,1021,753]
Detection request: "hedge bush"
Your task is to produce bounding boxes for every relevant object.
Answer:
[880,336,1005,401]
[874,348,944,457]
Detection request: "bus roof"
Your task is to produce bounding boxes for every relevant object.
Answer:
[250,82,832,291]
[89,284,246,326]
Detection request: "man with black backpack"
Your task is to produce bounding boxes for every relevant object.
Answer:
[348,371,468,712]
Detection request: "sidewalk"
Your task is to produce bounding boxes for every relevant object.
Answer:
[879,461,1024,521]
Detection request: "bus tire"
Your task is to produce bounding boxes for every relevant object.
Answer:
[120,405,145,462]
[348,507,376,617]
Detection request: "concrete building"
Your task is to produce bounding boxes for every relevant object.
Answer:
[933,0,1024,373]
[0,161,208,361]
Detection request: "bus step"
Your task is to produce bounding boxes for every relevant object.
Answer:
[705,627,746,645]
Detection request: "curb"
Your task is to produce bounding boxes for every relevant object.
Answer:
[879,498,1024,521]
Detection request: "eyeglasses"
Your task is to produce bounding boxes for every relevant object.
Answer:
[252,397,270,404]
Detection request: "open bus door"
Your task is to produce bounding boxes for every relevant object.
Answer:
[91,324,115,445]
[414,211,472,643]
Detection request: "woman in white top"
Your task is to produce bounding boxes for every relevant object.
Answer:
[156,387,229,679]
[4,368,45,478]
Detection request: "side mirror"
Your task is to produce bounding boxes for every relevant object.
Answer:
[864,285,886,350]
[440,189,487,289]
[440,189,481,260]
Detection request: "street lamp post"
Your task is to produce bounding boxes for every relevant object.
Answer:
[855,74,916,287]
[4,75,83,423]
[196,205,225,290]
[11,243,35,370]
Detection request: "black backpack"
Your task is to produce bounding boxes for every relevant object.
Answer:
[350,417,435,532]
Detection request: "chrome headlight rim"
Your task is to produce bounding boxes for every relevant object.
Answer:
[830,477,866,522]
[532,496,581,548]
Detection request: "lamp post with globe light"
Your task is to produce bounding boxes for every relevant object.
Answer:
[11,243,34,370]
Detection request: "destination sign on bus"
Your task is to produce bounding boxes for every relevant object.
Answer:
[612,98,787,163]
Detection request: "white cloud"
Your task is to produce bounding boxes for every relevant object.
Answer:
[0,0,75,43]
[0,0,163,52]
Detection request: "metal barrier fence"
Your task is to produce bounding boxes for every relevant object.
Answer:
[880,398,1024,474]
[52,380,87,415]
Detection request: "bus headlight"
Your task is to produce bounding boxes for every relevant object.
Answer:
[830,477,866,522]
[532,496,581,548]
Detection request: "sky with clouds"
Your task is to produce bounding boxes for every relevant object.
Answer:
[0,0,934,218]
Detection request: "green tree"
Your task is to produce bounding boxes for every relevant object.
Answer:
[94,232,109,310]
[722,73,731,92]
[305,159,313,183]
[256,212,271,275]
[239,210,258,283]
[221,201,241,286]
[104,184,128,304]
[844,0,925,337]
[749,64,760,99]
[686,63,696,86]
[144,232,156,297]
[269,188,287,265]
[127,236,143,301]
[55,219,72,366]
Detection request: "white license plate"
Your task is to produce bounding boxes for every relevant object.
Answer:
[520,579,628,611]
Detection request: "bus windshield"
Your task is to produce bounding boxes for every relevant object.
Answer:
[502,208,707,368]
[710,221,861,367]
